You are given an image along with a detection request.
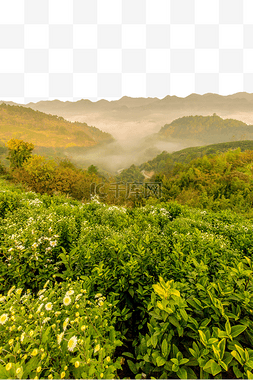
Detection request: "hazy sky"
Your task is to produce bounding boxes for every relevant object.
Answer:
[0,0,252,103]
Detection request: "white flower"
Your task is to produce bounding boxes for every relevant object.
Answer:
[17,245,25,250]
[42,317,51,324]
[0,313,8,325]
[36,303,44,313]
[67,336,77,352]
[32,243,38,249]
[75,294,82,301]
[45,302,53,311]
[20,332,25,342]
[63,296,71,306]
[38,288,46,296]
[0,296,6,302]
[66,290,74,296]
[50,241,57,247]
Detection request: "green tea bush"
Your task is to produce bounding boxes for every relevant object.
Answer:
[1,179,253,378]
[132,276,253,379]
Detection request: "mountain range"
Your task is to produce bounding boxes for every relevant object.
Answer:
[20,92,253,141]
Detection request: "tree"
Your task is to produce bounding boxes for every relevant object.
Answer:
[6,139,34,169]
[88,164,98,175]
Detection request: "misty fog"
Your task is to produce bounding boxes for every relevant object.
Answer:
[64,135,196,174]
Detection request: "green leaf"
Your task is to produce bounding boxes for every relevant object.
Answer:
[169,315,180,327]
[122,352,134,359]
[208,338,218,345]
[218,360,228,371]
[189,348,197,358]
[217,329,228,338]
[198,330,208,346]
[203,359,213,371]
[245,348,250,362]
[231,324,247,338]
[235,344,246,361]
[233,365,243,378]
[225,320,231,335]
[151,334,158,348]
[172,363,179,372]
[157,301,164,310]
[212,344,220,360]
[89,365,96,376]
[161,339,168,358]
[109,328,116,342]
[218,338,226,360]
[231,350,243,366]
[156,356,166,367]
[179,308,188,321]
[0,364,8,379]
[200,318,211,328]
[203,359,221,376]
[42,326,51,343]
[127,360,138,375]
[193,297,202,308]
[193,342,199,355]
[210,360,221,376]
[177,367,187,379]
[180,358,189,365]
[170,289,180,297]
[246,360,253,369]
[247,370,253,379]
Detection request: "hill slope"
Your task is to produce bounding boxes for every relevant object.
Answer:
[157,114,253,143]
[0,103,114,148]
[140,140,253,174]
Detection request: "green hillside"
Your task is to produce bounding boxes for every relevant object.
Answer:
[0,103,114,148]
[140,140,253,174]
[158,114,253,142]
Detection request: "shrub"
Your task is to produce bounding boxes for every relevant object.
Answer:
[0,280,123,379]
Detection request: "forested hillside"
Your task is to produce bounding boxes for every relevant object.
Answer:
[0,103,113,148]
[140,140,253,173]
[157,114,253,143]
[154,148,253,215]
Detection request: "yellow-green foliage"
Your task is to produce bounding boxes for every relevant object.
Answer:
[0,104,113,148]
[12,155,99,200]
[6,139,35,169]
[159,115,252,142]
[160,149,253,213]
